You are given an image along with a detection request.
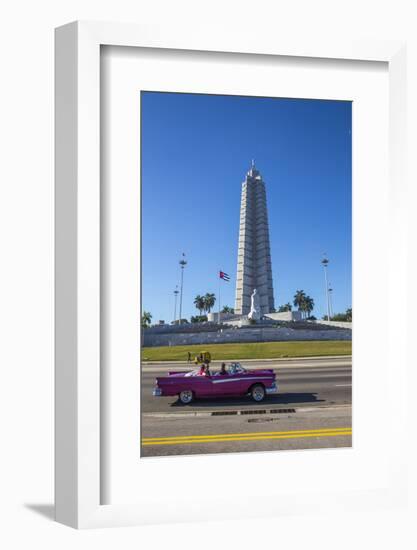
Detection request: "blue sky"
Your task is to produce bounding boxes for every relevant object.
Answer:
[141,92,351,322]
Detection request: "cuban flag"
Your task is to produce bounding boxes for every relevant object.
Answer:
[219,271,230,282]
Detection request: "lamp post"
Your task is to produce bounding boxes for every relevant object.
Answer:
[178,253,187,324]
[328,284,334,319]
[173,286,179,324]
[321,255,331,321]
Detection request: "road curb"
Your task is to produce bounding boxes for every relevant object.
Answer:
[141,361,352,373]
[142,404,351,419]
[142,355,352,365]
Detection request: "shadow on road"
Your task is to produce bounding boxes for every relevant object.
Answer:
[170,392,325,408]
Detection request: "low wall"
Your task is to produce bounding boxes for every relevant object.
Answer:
[145,322,226,335]
[264,311,303,322]
[142,326,352,347]
[209,311,303,323]
[207,312,240,323]
[311,320,352,329]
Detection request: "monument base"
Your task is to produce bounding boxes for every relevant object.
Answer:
[264,311,303,322]
[207,312,239,324]
[208,310,303,326]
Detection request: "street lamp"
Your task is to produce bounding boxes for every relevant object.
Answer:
[328,283,334,319]
[173,285,179,324]
[178,253,187,324]
[321,255,331,321]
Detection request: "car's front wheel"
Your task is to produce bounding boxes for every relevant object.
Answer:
[179,389,194,404]
[250,384,265,402]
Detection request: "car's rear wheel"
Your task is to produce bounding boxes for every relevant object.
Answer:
[250,384,265,402]
[179,389,194,404]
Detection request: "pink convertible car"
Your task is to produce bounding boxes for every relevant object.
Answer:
[152,362,278,404]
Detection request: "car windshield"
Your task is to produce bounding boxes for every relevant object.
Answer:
[186,364,246,376]
[185,369,200,377]
[228,363,246,375]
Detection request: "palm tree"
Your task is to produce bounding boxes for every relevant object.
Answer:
[141,311,152,328]
[193,294,205,316]
[304,296,315,318]
[221,305,234,314]
[278,302,293,312]
[203,293,216,313]
[293,290,306,314]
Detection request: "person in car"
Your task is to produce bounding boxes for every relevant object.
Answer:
[198,364,206,376]
[219,363,227,375]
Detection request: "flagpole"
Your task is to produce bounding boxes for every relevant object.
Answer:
[218,272,221,324]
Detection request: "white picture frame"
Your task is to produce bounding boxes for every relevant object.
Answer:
[55,21,407,529]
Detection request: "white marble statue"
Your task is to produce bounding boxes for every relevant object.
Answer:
[248,288,261,321]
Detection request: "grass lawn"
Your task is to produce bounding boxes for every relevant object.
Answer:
[141,340,352,362]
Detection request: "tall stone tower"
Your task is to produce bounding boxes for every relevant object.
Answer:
[235,162,275,316]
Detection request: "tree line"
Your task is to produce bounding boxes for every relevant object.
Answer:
[323,308,352,322]
[191,294,235,323]
[292,289,315,319]
[276,290,315,319]
[193,293,216,315]
[142,289,351,327]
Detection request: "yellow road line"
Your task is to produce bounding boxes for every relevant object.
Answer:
[142,427,352,446]
[142,426,350,442]
[142,431,352,446]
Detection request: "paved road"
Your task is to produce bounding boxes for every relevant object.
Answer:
[141,406,352,457]
[141,356,352,457]
[141,356,352,413]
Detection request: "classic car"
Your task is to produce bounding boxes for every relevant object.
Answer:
[152,362,278,404]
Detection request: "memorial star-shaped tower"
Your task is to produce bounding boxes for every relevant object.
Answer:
[234,161,275,316]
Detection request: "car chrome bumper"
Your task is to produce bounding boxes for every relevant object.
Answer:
[153,388,162,397]
[266,383,278,394]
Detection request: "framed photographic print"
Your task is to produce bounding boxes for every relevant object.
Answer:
[139,91,353,459]
[55,21,407,528]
